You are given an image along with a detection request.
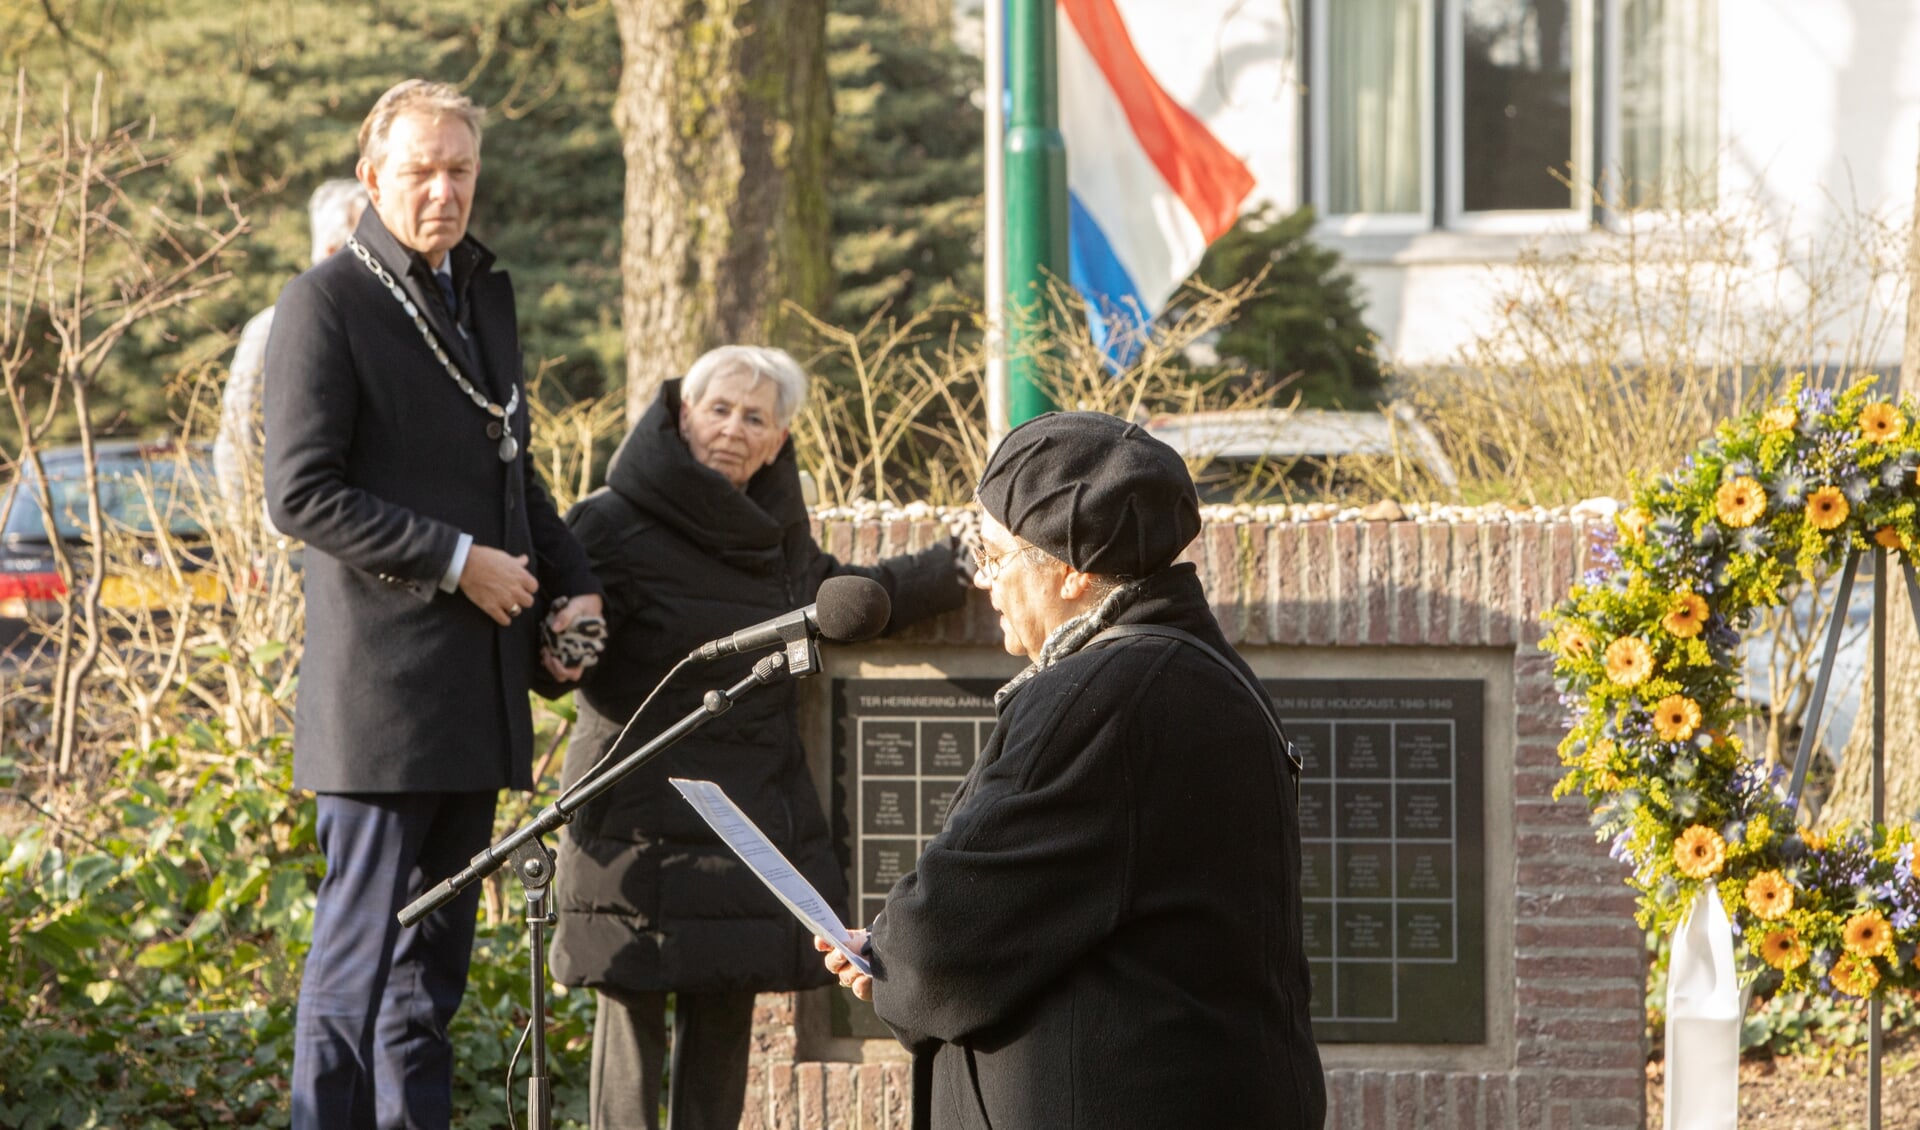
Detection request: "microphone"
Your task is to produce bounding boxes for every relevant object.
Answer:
[694,575,891,661]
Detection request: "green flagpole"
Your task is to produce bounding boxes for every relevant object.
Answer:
[1003,0,1066,426]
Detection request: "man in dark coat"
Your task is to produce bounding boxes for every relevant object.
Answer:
[265,79,602,1130]
[822,412,1327,1130]
[550,350,969,1130]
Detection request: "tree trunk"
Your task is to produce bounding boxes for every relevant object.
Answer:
[610,0,833,423]
[1819,136,1920,830]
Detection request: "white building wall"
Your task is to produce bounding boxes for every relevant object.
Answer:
[1319,0,1920,369]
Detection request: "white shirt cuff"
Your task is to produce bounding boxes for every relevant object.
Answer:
[440,532,473,594]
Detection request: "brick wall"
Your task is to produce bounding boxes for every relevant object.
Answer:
[732,514,1645,1130]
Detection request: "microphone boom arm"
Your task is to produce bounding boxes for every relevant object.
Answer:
[398,648,798,928]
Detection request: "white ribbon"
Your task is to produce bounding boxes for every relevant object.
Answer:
[1664,886,1740,1130]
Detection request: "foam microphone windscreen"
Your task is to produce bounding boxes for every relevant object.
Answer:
[814,575,891,642]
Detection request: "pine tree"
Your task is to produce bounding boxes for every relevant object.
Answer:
[826,0,983,331]
[1188,205,1383,409]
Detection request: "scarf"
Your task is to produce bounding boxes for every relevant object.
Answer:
[994,579,1147,706]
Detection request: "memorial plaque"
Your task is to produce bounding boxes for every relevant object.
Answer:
[1268,678,1486,1044]
[830,674,1485,1045]
[832,677,1004,1037]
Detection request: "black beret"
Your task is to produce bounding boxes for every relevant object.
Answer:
[976,411,1201,578]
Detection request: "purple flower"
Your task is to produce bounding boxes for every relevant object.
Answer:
[1799,387,1837,415]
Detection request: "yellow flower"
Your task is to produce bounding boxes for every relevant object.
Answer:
[1672,825,1727,879]
[1604,636,1654,687]
[1715,477,1766,528]
[1801,827,1828,852]
[1585,738,1618,772]
[1831,954,1882,998]
[1745,814,1773,849]
[1860,402,1905,443]
[1759,404,1799,434]
[1555,623,1595,659]
[1758,927,1808,971]
[1876,526,1905,550]
[1651,695,1703,742]
[1744,871,1794,921]
[1807,487,1849,531]
[1591,770,1622,791]
[1843,910,1893,958]
[1619,507,1650,544]
[1662,593,1709,639]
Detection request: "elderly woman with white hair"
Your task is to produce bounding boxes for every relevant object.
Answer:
[549,346,970,1130]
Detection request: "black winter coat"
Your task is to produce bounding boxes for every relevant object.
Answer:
[550,382,968,994]
[264,209,599,794]
[869,565,1327,1130]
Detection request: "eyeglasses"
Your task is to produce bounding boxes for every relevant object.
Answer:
[972,541,1040,582]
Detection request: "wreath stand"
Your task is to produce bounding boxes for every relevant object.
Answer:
[1779,546,1916,1129]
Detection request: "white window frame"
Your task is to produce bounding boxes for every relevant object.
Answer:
[1310,0,1598,236]
[1308,0,1435,236]
[1441,0,1595,233]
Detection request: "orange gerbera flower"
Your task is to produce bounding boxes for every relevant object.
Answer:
[1758,927,1808,971]
[1619,507,1650,544]
[1807,487,1849,530]
[1860,402,1905,443]
[1876,526,1905,550]
[1672,825,1727,879]
[1555,623,1595,658]
[1662,593,1709,639]
[1715,477,1766,527]
[1604,636,1654,687]
[1844,910,1893,958]
[1744,871,1794,921]
[1759,404,1799,434]
[1651,695,1703,742]
[1831,954,1882,998]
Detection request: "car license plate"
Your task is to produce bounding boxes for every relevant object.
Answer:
[99,571,225,610]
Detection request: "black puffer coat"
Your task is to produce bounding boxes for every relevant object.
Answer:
[550,381,968,994]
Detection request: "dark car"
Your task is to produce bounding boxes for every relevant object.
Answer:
[0,441,220,653]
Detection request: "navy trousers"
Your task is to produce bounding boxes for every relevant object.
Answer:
[292,791,498,1130]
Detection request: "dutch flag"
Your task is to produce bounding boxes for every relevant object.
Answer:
[1058,0,1260,361]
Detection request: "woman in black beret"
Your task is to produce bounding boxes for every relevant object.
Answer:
[823,411,1327,1130]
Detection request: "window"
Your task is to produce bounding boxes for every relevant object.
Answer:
[1309,0,1717,231]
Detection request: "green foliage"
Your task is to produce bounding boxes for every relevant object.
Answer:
[826,0,984,331]
[1187,205,1382,409]
[0,721,596,1127]
[0,728,318,1126]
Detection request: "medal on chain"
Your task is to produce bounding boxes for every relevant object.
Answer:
[348,237,520,462]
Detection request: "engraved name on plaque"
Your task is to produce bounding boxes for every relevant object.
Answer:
[1272,678,1486,1045]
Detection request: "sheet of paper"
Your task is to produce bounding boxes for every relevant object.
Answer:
[670,777,871,975]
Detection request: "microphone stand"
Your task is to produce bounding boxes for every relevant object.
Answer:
[399,634,822,1130]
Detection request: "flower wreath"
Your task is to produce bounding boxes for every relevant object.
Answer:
[1546,377,1920,1002]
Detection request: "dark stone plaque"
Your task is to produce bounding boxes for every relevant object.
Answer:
[830,674,1486,1046]
[831,677,1006,1038]
[1266,678,1486,1045]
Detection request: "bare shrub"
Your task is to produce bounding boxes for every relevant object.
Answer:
[790,275,1273,507]
[1385,190,1907,507]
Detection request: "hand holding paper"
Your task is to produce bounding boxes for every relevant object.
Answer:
[669,778,872,976]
